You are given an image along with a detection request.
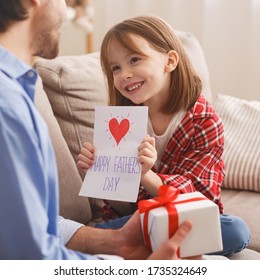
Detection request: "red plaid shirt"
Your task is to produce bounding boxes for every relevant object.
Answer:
[102,95,225,221]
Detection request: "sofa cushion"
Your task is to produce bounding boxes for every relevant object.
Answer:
[176,31,213,102]
[35,77,92,224]
[228,248,260,260]
[215,94,260,192]
[34,53,108,218]
[222,189,260,253]
[34,53,108,168]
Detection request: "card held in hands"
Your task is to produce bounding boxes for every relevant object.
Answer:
[79,106,148,202]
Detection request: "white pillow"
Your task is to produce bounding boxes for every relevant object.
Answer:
[176,31,213,103]
[214,94,260,192]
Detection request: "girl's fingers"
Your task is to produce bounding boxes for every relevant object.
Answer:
[141,135,155,146]
[77,142,95,172]
[80,147,94,159]
[138,147,156,159]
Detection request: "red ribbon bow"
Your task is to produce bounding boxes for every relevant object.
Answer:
[138,186,207,256]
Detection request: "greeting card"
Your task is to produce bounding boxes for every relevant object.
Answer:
[79,106,148,202]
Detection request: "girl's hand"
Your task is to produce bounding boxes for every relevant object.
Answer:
[77,142,95,174]
[138,135,157,175]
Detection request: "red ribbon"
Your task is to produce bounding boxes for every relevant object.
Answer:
[138,186,207,257]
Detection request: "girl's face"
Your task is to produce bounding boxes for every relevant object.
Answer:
[107,34,176,109]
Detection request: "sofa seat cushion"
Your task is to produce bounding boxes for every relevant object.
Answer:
[228,248,260,260]
[222,189,260,252]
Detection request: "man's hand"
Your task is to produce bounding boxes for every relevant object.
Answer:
[66,211,197,260]
[118,211,195,260]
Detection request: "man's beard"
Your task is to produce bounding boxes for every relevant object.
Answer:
[37,42,60,59]
[33,31,60,59]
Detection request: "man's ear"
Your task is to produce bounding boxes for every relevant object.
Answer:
[26,0,41,9]
[165,50,179,73]
[30,0,41,6]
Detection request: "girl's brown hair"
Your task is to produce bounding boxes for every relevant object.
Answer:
[100,15,202,113]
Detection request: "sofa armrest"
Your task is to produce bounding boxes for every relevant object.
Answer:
[35,77,92,224]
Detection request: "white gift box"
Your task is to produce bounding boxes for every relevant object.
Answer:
[140,191,223,258]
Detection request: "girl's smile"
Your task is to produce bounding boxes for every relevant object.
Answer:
[125,81,144,93]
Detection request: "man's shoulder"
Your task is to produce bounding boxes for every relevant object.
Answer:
[0,71,22,103]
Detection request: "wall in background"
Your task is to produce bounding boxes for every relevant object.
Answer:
[61,0,260,101]
[60,21,86,55]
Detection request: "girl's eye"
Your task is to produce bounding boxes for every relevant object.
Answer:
[111,65,120,72]
[130,57,140,64]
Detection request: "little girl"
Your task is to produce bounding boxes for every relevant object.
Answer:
[77,15,250,256]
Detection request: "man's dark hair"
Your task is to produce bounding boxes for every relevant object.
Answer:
[0,0,29,32]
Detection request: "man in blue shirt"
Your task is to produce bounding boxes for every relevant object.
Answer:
[0,0,193,260]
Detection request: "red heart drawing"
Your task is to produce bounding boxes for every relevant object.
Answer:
[109,118,130,145]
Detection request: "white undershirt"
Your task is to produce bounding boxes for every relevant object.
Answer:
[147,111,186,170]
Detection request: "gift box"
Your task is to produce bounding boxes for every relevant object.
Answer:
[139,186,223,258]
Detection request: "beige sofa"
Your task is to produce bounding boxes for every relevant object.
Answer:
[34,31,260,260]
